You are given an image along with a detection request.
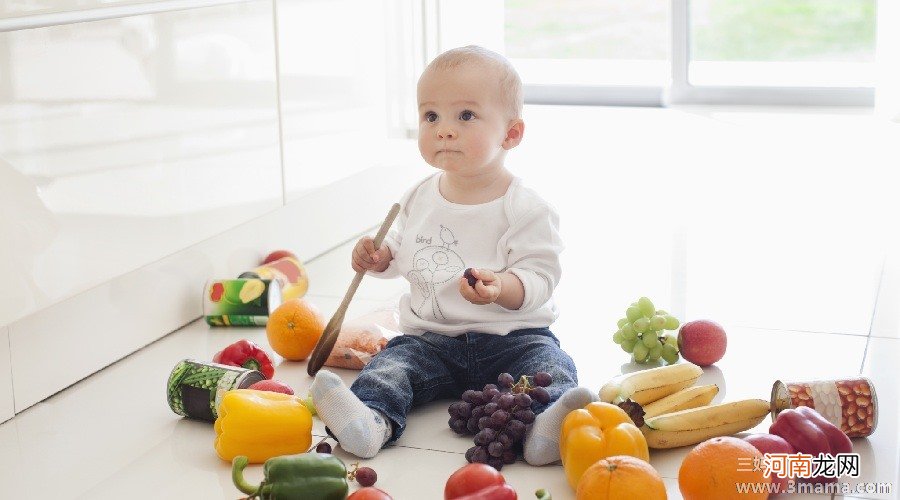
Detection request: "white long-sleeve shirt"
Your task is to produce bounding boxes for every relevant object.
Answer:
[369,173,563,336]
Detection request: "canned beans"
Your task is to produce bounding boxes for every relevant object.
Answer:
[771,378,877,438]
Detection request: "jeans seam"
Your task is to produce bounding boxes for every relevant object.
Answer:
[412,375,454,394]
[466,335,477,387]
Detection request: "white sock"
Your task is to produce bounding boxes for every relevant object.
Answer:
[523,386,598,466]
[309,370,392,458]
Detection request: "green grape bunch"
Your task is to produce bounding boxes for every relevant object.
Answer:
[612,297,681,364]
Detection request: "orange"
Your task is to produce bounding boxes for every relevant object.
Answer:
[679,436,770,500]
[266,299,325,361]
[576,455,667,500]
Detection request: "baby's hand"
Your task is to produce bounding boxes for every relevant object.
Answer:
[352,236,392,273]
[459,268,501,305]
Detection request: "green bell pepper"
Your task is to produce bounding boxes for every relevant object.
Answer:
[232,453,349,500]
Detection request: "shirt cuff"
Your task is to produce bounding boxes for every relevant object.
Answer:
[507,267,549,313]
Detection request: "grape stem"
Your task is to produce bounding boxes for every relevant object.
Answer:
[512,375,533,394]
[306,435,329,453]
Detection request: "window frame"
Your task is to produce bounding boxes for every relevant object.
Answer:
[668,0,875,107]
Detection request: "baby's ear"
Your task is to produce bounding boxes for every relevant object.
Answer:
[503,119,525,150]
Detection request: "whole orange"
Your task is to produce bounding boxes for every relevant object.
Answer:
[679,436,770,500]
[266,299,325,360]
[576,455,667,500]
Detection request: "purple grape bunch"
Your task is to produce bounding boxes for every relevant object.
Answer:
[447,371,553,470]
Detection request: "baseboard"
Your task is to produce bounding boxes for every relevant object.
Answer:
[6,164,423,414]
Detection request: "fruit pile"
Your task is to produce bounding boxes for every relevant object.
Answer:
[447,372,553,470]
[612,297,681,364]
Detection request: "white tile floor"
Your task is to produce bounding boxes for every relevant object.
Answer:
[1,105,898,499]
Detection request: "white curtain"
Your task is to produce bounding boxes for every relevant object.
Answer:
[876,0,900,121]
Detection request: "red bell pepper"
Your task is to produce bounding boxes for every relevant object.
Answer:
[445,464,517,500]
[769,406,853,483]
[213,339,275,379]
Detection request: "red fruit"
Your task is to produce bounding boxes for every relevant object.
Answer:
[445,463,516,500]
[744,433,796,493]
[348,487,393,500]
[262,250,297,264]
[678,319,727,366]
[247,379,294,395]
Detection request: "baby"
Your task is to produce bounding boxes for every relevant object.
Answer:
[310,45,596,465]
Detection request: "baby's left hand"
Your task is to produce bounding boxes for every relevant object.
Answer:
[459,268,501,305]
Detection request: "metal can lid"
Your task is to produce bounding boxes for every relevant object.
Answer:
[770,380,790,422]
[236,370,267,389]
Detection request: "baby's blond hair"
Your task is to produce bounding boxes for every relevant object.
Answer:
[424,45,524,119]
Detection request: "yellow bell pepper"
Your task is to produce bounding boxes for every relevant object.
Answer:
[214,389,312,464]
[560,401,649,490]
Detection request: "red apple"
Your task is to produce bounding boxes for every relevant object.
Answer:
[262,250,297,264]
[744,433,796,494]
[247,379,294,395]
[677,319,727,366]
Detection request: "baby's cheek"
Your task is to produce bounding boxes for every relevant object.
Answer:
[468,141,494,161]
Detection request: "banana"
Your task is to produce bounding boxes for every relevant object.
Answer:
[642,384,719,419]
[599,362,703,405]
[598,373,628,403]
[641,399,771,449]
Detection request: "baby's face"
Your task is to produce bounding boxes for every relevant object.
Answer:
[417,65,514,175]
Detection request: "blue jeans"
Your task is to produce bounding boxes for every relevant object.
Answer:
[348,327,578,444]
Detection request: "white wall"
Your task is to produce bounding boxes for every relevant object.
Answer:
[0,0,421,420]
[0,326,11,422]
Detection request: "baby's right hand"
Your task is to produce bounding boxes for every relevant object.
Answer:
[352,236,392,273]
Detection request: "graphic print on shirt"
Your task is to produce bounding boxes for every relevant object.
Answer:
[408,224,465,320]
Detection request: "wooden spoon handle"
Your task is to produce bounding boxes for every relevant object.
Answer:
[334,202,400,317]
[307,203,401,376]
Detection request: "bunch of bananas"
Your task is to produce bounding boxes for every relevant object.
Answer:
[599,363,771,448]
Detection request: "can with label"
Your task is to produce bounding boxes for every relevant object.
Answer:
[166,359,265,422]
[771,377,878,438]
[239,256,309,301]
[204,278,282,327]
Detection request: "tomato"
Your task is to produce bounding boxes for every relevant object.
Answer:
[347,487,393,500]
[445,464,516,500]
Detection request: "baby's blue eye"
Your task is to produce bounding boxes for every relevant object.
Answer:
[460,110,475,121]
[424,112,438,123]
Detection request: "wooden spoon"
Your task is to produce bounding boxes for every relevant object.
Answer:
[307,203,401,376]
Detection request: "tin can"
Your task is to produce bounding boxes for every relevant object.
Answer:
[204,278,281,327]
[771,377,878,437]
[240,256,309,300]
[166,359,265,422]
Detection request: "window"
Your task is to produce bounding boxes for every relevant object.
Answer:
[505,0,670,87]
[434,0,878,106]
[690,0,876,87]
